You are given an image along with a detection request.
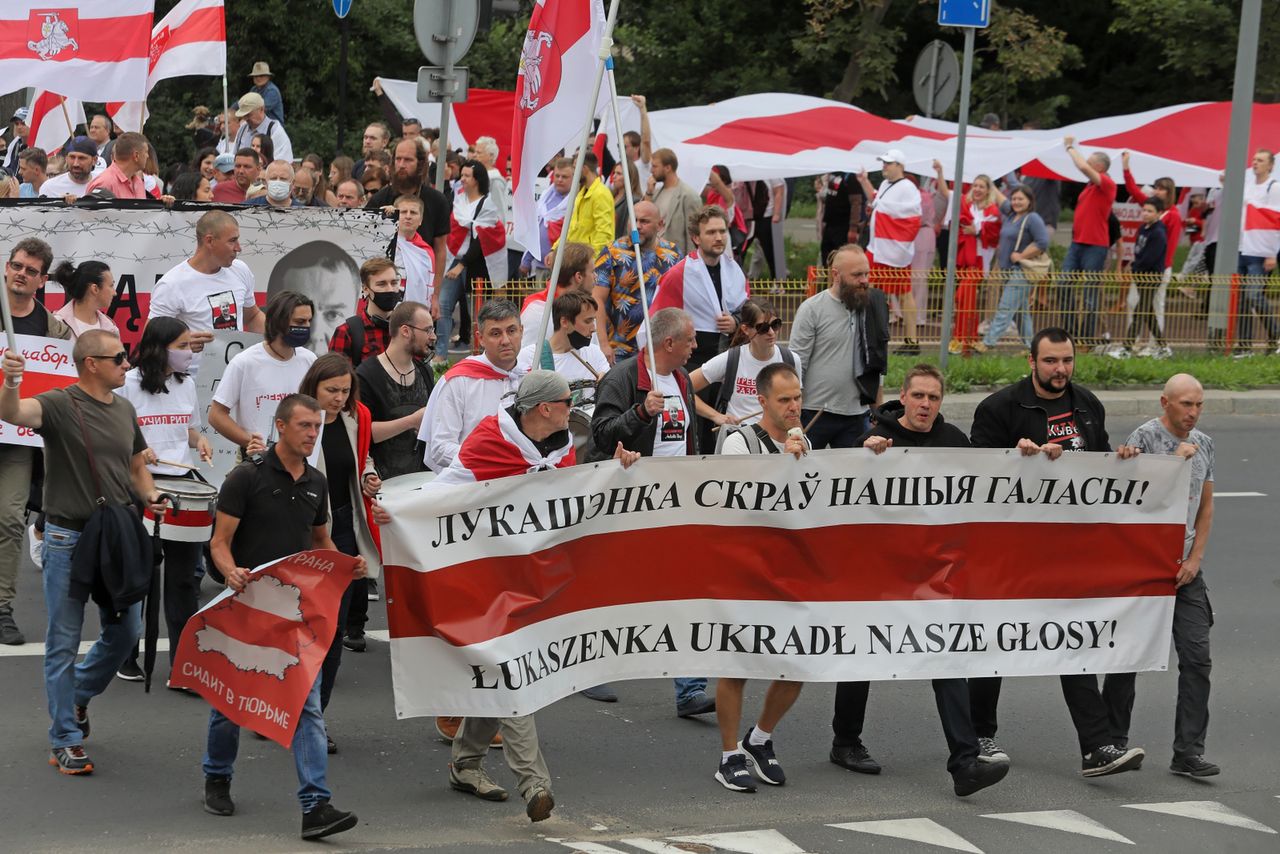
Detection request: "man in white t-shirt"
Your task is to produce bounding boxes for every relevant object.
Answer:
[209,292,317,456]
[149,211,264,375]
[37,136,99,202]
[516,291,609,400]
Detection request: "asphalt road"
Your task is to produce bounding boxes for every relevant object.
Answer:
[2,413,1277,854]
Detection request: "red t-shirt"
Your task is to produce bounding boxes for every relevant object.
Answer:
[1072,172,1117,247]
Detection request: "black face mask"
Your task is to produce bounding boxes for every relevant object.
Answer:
[567,330,593,350]
[370,290,403,312]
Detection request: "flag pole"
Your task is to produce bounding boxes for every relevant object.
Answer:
[602,60,657,381]
[57,96,75,141]
[221,75,230,151]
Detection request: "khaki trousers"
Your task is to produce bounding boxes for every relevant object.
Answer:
[451,715,552,800]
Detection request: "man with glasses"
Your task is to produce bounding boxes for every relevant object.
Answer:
[0,239,70,646]
[1,329,168,775]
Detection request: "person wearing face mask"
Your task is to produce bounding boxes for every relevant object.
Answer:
[114,318,213,685]
[515,291,609,398]
[208,291,317,460]
[245,160,302,208]
[51,261,118,340]
[329,258,402,368]
[85,132,151,200]
[690,298,801,430]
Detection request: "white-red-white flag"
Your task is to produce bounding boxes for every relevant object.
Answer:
[0,2,153,103]
[27,90,86,155]
[109,0,227,133]
[510,0,606,252]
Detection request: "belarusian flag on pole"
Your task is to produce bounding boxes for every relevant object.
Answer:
[27,90,86,154]
[510,0,606,252]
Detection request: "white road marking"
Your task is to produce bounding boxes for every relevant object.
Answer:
[0,639,170,658]
[1123,800,1277,834]
[828,818,983,853]
[366,629,390,642]
[981,809,1134,844]
[554,843,630,854]
[663,829,809,853]
[1214,492,1267,497]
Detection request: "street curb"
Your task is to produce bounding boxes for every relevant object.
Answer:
[942,389,1280,421]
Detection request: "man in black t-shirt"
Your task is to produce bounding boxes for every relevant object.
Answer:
[819,172,865,263]
[203,394,372,840]
[969,328,1145,780]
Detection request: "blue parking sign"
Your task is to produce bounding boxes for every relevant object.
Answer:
[938,0,989,28]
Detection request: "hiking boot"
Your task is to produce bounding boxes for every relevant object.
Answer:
[436,716,462,741]
[116,658,144,682]
[203,776,234,815]
[952,759,1010,796]
[74,705,90,739]
[0,605,24,646]
[977,736,1009,763]
[715,752,757,793]
[1170,754,1220,777]
[49,745,93,775]
[830,743,881,774]
[301,800,357,839]
[741,728,785,785]
[449,765,508,801]
[525,787,555,822]
[1081,744,1145,777]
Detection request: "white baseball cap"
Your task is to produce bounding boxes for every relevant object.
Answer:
[876,149,906,165]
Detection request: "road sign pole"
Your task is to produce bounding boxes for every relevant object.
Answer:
[434,1,456,196]
[1208,0,1262,348]
[337,15,349,154]
[938,25,975,369]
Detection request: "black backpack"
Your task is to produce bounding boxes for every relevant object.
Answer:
[713,345,796,414]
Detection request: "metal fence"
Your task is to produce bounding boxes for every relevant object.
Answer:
[467,268,1280,356]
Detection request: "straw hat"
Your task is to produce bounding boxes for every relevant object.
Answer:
[248,61,273,78]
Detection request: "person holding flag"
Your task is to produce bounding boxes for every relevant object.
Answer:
[519,157,572,282]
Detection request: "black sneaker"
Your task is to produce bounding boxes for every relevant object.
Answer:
[579,683,618,702]
[1170,754,1220,777]
[327,735,337,755]
[74,705,90,739]
[203,776,234,816]
[830,743,882,775]
[342,632,366,653]
[714,753,757,793]
[895,339,921,356]
[0,605,24,645]
[301,800,357,839]
[1081,744,1145,777]
[977,736,1009,763]
[741,728,785,785]
[676,691,716,718]
[366,580,380,601]
[952,759,1010,796]
[49,745,93,775]
[116,659,144,682]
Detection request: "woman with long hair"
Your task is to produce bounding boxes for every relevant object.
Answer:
[933,162,1001,354]
[435,158,501,364]
[610,159,642,239]
[300,153,331,207]
[192,147,218,182]
[251,132,275,168]
[50,260,118,339]
[171,172,213,201]
[115,316,213,683]
[298,353,383,750]
[328,155,355,206]
[978,184,1049,352]
[689,298,802,428]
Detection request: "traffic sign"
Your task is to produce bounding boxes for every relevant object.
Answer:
[333,0,353,19]
[913,40,959,117]
[938,0,989,28]
[417,66,470,103]
[414,0,480,67]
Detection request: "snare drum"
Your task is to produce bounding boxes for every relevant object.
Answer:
[145,476,219,542]
[568,404,595,459]
[380,470,438,496]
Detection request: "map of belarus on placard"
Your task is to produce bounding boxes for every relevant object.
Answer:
[195,575,318,680]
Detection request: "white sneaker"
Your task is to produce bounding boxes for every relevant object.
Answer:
[27,524,42,568]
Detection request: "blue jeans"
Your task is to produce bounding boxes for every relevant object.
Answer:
[42,522,142,748]
[434,272,466,359]
[1061,242,1109,342]
[1235,255,1280,344]
[801,410,869,451]
[983,269,1034,348]
[203,672,331,812]
[674,677,708,705]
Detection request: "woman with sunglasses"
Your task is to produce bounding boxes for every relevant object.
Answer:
[298,353,383,753]
[689,299,802,427]
[113,317,212,685]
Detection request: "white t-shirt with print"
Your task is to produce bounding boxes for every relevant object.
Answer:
[212,343,316,441]
[117,368,199,476]
[149,259,257,374]
[698,345,803,423]
[651,371,689,457]
[516,343,610,401]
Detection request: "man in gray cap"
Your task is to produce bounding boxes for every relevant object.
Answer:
[232,91,293,163]
[432,370,637,822]
[39,137,99,201]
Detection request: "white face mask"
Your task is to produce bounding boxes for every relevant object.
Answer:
[266,179,292,201]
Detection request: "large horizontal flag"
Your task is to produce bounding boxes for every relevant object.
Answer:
[0,1,153,103]
[378,448,1189,718]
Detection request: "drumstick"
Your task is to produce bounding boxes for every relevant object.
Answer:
[803,407,825,434]
[566,348,601,380]
[155,459,198,472]
[712,409,763,432]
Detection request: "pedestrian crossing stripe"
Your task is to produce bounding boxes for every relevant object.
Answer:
[1122,800,1277,834]
[828,818,983,852]
[981,809,1134,844]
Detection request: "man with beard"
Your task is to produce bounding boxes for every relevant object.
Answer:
[365,138,449,303]
[39,137,99,201]
[969,327,1147,778]
[788,244,889,449]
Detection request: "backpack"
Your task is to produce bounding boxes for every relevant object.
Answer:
[714,345,796,414]
[713,422,780,455]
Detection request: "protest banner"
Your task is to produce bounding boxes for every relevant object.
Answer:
[0,334,76,447]
[169,550,356,748]
[1114,201,1143,263]
[192,330,260,488]
[0,205,394,349]
[378,448,1190,719]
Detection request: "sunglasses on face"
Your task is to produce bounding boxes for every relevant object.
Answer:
[754,318,783,334]
[88,351,128,366]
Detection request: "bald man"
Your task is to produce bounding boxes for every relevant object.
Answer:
[592,199,682,363]
[1109,374,1219,777]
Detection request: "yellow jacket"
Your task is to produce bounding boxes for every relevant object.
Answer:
[554,178,616,257]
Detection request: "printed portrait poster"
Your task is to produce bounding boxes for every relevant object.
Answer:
[170,550,357,747]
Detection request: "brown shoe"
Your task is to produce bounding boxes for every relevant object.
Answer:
[435,716,462,742]
[525,787,555,822]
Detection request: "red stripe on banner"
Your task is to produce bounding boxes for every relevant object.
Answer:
[385,521,1180,645]
[1244,204,1280,231]
[475,220,506,256]
[0,14,152,61]
[875,213,922,242]
[164,5,225,48]
[683,106,951,156]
